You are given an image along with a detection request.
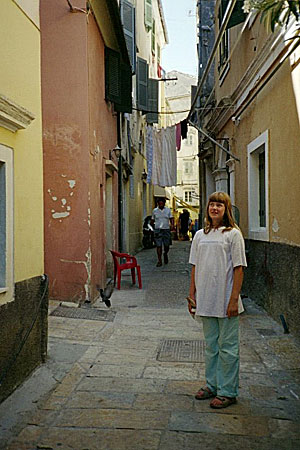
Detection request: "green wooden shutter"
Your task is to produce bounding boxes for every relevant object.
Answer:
[115,61,132,113]
[259,151,266,227]
[151,19,155,54]
[105,47,121,104]
[144,0,152,29]
[137,57,148,112]
[146,78,158,124]
[221,0,246,29]
[120,0,136,73]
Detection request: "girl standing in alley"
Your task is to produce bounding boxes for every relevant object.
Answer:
[188,191,247,408]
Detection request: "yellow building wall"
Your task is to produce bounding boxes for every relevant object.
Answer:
[0,0,44,282]
[223,51,300,246]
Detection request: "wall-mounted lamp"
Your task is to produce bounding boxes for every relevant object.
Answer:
[109,145,122,160]
[141,169,147,180]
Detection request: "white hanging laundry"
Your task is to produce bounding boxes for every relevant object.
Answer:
[162,126,177,187]
[151,128,163,186]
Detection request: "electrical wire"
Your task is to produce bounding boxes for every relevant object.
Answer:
[0,275,49,387]
[132,105,234,115]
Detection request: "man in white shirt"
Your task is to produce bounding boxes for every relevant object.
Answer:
[151,198,174,267]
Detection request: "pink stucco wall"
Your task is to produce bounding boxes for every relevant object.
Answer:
[41,0,118,302]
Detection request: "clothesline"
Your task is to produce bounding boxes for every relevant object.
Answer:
[132,105,234,114]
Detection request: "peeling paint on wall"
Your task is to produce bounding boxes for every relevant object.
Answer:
[68,180,76,188]
[52,211,70,219]
[61,198,67,206]
[272,218,279,233]
[84,246,91,301]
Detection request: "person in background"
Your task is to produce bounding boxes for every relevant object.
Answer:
[179,209,190,241]
[151,198,174,267]
[188,192,247,409]
[189,219,196,240]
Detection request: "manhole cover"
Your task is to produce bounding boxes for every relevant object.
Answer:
[157,339,205,363]
[256,328,277,336]
[50,306,115,322]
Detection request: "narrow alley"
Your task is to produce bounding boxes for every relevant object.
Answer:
[1,240,300,449]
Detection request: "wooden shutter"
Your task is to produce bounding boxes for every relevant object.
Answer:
[259,151,266,227]
[144,0,152,29]
[137,57,148,112]
[120,0,136,73]
[105,47,121,104]
[115,61,132,113]
[151,19,155,54]
[221,0,246,29]
[146,78,158,124]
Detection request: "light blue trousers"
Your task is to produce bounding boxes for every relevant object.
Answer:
[200,316,240,398]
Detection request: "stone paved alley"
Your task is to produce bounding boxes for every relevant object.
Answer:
[1,240,300,449]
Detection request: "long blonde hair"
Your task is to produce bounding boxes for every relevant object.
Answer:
[204,191,238,234]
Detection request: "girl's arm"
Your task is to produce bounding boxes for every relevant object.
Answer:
[226,265,244,318]
[188,265,196,314]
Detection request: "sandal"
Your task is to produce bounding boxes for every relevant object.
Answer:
[210,395,237,409]
[195,386,216,400]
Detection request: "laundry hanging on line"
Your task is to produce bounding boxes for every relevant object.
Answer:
[146,125,177,187]
[181,119,188,140]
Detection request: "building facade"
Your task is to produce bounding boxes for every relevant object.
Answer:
[196,0,300,335]
[118,0,169,254]
[0,0,47,402]
[41,0,131,302]
[164,71,199,223]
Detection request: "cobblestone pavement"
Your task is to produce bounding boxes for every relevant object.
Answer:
[1,240,300,449]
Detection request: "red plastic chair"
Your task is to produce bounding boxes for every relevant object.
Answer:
[110,250,142,290]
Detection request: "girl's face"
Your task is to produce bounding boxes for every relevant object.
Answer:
[208,201,225,226]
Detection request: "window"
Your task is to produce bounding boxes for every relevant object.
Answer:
[221,0,247,30]
[248,130,269,241]
[0,144,14,304]
[144,0,152,29]
[105,47,132,113]
[146,78,159,124]
[137,57,148,111]
[218,0,246,77]
[184,161,193,175]
[184,191,193,203]
[218,6,229,76]
[151,19,155,55]
[120,0,136,73]
[189,134,193,146]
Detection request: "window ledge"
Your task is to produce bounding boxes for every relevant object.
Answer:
[105,159,118,173]
[0,94,35,132]
[249,229,269,242]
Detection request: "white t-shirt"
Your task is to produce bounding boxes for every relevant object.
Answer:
[189,227,247,318]
[152,207,173,230]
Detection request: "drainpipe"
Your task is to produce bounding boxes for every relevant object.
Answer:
[117,113,123,252]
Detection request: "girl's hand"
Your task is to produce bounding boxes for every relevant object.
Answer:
[226,297,238,318]
[187,294,196,315]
